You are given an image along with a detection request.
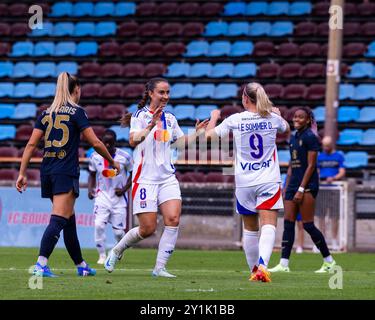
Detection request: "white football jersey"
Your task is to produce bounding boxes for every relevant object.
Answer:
[130,106,184,185]
[215,111,288,188]
[88,148,133,206]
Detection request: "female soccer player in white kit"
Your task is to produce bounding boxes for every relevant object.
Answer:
[88,129,133,264]
[105,78,208,277]
[206,82,290,282]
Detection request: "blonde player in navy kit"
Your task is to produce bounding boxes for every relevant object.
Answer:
[16,72,120,277]
[206,82,290,282]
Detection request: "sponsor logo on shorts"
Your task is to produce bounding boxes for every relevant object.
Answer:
[140,200,147,208]
[260,192,273,197]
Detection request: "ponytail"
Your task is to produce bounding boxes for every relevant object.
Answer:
[243,82,273,118]
[49,72,80,116]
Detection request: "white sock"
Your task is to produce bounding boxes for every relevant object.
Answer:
[76,261,87,268]
[37,256,48,267]
[113,228,125,243]
[258,224,276,267]
[242,229,259,271]
[95,223,106,256]
[280,258,289,268]
[155,226,179,271]
[113,226,143,256]
[324,255,334,263]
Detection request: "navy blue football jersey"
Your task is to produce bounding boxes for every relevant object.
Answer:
[35,104,90,177]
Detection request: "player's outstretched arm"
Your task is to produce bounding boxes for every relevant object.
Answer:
[172,119,209,150]
[16,128,44,193]
[205,109,221,139]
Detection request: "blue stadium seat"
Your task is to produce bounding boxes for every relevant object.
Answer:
[289,2,312,15]
[34,42,55,56]
[210,63,234,78]
[195,105,218,120]
[0,104,15,119]
[337,129,363,145]
[270,21,294,36]
[72,2,94,17]
[357,107,375,123]
[165,63,190,77]
[0,62,13,77]
[94,2,115,16]
[191,84,215,99]
[229,41,254,57]
[228,22,250,36]
[127,104,138,113]
[34,62,56,78]
[360,129,375,146]
[223,2,247,16]
[34,83,56,98]
[246,2,268,16]
[208,41,231,57]
[339,84,355,100]
[173,104,196,120]
[164,104,174,114]
[278,150,290,163]
[170,83,193,99]
[0,83,14,97]
[249,22,271,36]
[109,125,129,141]
[189,63,212,78]
[55,62,77,76]
[95,22,117,36]
[354,84,375,100]
[364,41,375,57]
[13,83,35,98]
[347,62,374,78]
[29,22,53,37]
[11,103,37,119]
[184,41,209,57]
[344,151,368,168]
[79,169,90,184]
[73,22,95,37]
[0,125,16,140]
[114,2,136,16]
[204,21,228,36]
[75,42,98,56]
[313,106,325,122]
[337,106,360,122]
[12,62,34,78]
[214,84,238,99]
[233,63,257,78]
[50,2,73,17]
[10,42,34,56]
[267,1,289,16]
[53,22,74,36]
[55,42,76,56]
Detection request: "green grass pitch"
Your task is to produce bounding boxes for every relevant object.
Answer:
[0,247,374,300]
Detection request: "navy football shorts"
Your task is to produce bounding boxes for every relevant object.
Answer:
[41,174,79,199]
[284,188,318,201]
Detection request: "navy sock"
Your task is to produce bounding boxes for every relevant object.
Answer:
[303,222,331,258]
[63,215,84,265]
[281,220,295,260]
[39,215,68,259]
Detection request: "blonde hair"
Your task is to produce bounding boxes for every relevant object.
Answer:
[49,72,80,116]
[243,82,273,118]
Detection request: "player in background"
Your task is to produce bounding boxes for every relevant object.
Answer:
[206,82,290,282]
[104,78,209,277]
[16,72,120,277]
[88,129,133,264]
[269,107,336,273]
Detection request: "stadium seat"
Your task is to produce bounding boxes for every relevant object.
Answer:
[184,41,209,57]
[253,41,275,57]
[93,2,114,16]
[0,83,13,97]
[13,83,34,97]
[71,2,94,17]
[0,42,10,56]
[249,22,271,36]
[338,106,360,122]
[33,42,54,56]
[264,84,284,99]
[122,63,145,77]
[191,84,215,99]
[233,63,257,78]
[75,42,98,56]
[85,105,103,120]
[53,22,74,36]
[163,42,185,57]
[56,62,78,75]
[223,2,247,16]
[11,23,30,36]
[316,22,329,36]
[347,62,374,78]
[140,42,164,57]
[283,84,307,99]
[357,107,375,123]
[101,63,123,78]
[246,2,268,16]
[354,84,375,100]
[10,41,33,56]
[289,2,312,15]
[9,4,28,16]
[15,124,33,141]
[229,41,254,57]
[173,104,196,120]
[313,2,329,15]
[357,2,375,16]
[189,63,212,78]
[12,62,34,78]
[210,63,234,78]
[0,104,15,119]
[299,42,321,57]
[34,83,56,98]
[0,125,16,140]
[0,4,8,17]
[80,62,101,77]
[360,129,375,146]
[214,84,238,99]
[81,83,101,98]
[99,42,120,57]
[270,22,294,36]
[0,169,18,181]
[279,63,302,79]
[120,42,141,57]
[179,172,206,183]
[102,104,125,120]
[343,22,360,36]
[11,103,37,119]
[109,125,129,142]
[177,2,200,16]
[50,2,73,17]
[54,42,76,56]
[73,22,95,37]
[34,62,56,78]
[144,63,166,77]
[276,42,299,57]
[337,129,363,145]
[122,84,144,98]
[204,21,228,36]
[267,2,289,15]
[258,63,280,78]
[160,22,183,37]
[339,84,355,100]
[0,146,18,157]
[168,83,193,99]
[207,41,231,57]
[195,105,218,120]
[302,63,325,78]
[343,43,366,57]
[136,2,156,16]
[313,106,325,122]
[118,21,138,37]
[137,22,160,37]
[344,151,368,168]
[182,22,204,36]
[294,21,317,36]
[306,84,325,100]
[0,62,13,77]
[220,105,244,118]
[165,63,190,78]
[365,41,375,57]
[114,2,136,16]
[200,2,223,16]
[100,83,123,98]
[228,22,249,36]
[278,150,290,163]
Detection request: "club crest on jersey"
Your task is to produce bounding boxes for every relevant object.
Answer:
[167,119,171,127]
[140,200,147,208]
[57,150,66,159]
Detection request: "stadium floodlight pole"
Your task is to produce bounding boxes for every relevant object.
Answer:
[324,0,344,148]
